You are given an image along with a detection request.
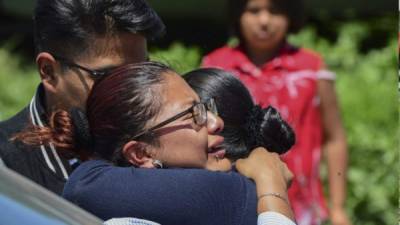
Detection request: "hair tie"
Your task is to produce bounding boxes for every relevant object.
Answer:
[70,107,93,151]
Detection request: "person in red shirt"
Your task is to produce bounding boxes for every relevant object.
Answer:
[202,0,350,225]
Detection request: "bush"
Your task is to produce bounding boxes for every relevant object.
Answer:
[150,42,201,74]
[153,22,398,225]
[289,23,397,225]
[0,42,38,120]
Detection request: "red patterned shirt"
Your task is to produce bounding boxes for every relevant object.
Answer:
[203,43,335,225]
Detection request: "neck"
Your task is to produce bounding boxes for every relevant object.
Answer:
[44,91,66,114]
[44,92,54,114]
[244,41,285,67]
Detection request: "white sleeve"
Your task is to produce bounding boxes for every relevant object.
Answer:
[316,69,336,80]
[258,211,297,225]
[104,218,160,225]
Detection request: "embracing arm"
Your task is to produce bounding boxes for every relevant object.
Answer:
[206,148,296,224]
[236,148,295,221]
[318,79,351,225]
[64,160,259,225]
[66,154,297,225]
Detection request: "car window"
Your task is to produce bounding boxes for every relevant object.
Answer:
[0,165,103,225]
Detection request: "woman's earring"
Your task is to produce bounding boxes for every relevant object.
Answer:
[152,159,163,169]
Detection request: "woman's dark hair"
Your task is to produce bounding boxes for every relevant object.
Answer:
[14,61,172,166]
[184,68,295,160]
[34,0,165,58]
[228,0,305,38]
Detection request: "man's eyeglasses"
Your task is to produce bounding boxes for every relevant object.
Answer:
[54,55,112,77]
[133,98,218,139]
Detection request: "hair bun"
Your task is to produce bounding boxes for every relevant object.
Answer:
[244,105,264,150]
[70,108,93,151]
[246,105,295,154]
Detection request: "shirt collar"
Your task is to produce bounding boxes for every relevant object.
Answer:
[232,42,299,77]
[32,84,48,124]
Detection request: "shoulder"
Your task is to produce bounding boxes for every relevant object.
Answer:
[65,163,257,224]
[64,161,256,203]
[289,46,325,70]
[0,107,49,179]
[62,160,110,203]
[0,107,30,137]
[66,160,253,191]
[0,107,30,157]
[202,45,240,68]
[205,45,237,58]
[64,162,257,223]
[298,47,324,63]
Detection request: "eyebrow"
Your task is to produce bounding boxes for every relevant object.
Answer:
[168,99,198,119]
[93,65,119,73]
[166,99,194,115]
[186,99,199,108]
[97,54,150,72]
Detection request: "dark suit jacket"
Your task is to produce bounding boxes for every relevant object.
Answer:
[0,86,72,195]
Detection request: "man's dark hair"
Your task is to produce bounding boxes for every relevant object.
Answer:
[34,0,165,58]
[228,0,305,38]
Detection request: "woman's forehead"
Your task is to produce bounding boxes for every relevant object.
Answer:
[162,72,200,103]
[153,72,199,119]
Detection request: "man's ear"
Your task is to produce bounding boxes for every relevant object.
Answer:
[122,141,155,168]
[36,52,60,94]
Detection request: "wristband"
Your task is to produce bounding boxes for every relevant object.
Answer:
[258,192,289,206]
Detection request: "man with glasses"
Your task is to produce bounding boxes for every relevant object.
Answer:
[0,0,165,195]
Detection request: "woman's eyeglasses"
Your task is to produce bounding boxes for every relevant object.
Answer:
[133,98,218,139]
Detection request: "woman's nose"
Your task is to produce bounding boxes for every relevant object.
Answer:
[207,111,224,134]
[258,10,271,25]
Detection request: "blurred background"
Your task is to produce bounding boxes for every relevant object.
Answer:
[0,1,397,224]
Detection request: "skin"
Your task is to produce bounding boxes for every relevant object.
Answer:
[240,0,351,224]
[236,148,294,220]
[150,72,221,168]
[37,33,148,112]
[205,111,228,170]
[318,80,351,225]
[205,155,232,172]
[240,0,289,66]
[123,72,225,169]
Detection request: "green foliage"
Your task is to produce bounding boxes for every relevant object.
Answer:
[0,42,202,120]
[149,42,201,74]
[0,43,38,120]
[290,23,397,225]
[0,21,397,224]
[151,22,398,224]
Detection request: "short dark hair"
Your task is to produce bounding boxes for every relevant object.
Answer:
[228,0,305,38]
[184,68,295,160]
[34,0,165,58]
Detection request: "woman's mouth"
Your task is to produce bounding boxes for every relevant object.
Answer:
[208,146,226,160]
[255,30,274,40]
[208,136,226,159]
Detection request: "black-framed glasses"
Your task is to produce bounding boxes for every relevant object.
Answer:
[133,98,218,139]
[54,55,112,77]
